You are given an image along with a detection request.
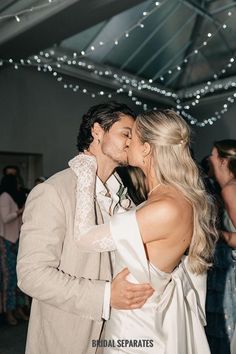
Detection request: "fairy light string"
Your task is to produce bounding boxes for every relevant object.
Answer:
[0,1,235,126]
[0,0,65,23]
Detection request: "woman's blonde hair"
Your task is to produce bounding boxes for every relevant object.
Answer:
[136,109,218,274]
[128,167,147,203]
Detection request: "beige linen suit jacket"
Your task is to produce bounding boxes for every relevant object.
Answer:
[17,168,113,354]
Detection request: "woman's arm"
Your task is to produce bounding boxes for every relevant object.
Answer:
[221,184,236,247]
[222,184,236,228]
[69,154,116,252]
[221,231,236,248]
[0,193,20,223]
[221,184,236,228]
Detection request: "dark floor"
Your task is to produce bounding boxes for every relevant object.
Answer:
[0,316,28,354]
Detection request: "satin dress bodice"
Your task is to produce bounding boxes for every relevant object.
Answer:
[103,210,210,354]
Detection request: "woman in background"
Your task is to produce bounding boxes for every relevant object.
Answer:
[0,174,29,325]
[207,140,236,354]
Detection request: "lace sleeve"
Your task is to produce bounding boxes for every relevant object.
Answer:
[69,154,116,253]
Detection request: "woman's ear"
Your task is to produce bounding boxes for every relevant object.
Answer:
[143,142,151,157]
[220,158,228,167]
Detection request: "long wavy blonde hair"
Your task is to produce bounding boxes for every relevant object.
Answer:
[136,109,218,274]
[127,167,147,203]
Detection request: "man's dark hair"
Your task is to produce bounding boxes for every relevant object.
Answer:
[3,165,19,176]
[77,101,136,152]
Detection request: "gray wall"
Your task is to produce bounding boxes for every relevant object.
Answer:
[0,65,236,183]
[1,66,83,177]
[0,66,147,180]
[190,95,236,162]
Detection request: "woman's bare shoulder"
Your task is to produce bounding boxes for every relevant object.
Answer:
[222,180,236,190]
[136,196,186,243]
[222,180,236,199]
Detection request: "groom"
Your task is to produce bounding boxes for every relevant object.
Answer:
[17,102,154,354]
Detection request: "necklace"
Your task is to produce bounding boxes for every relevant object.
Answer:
[148,183,161,196]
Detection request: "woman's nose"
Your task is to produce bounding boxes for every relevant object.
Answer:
[126,138,131,147]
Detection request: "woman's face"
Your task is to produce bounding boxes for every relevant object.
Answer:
[127,122,147,168]
[208,147,224,181]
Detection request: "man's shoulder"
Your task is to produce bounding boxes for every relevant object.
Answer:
[30,168,76,198]
[44,168,77,195]
[46,168,75,186]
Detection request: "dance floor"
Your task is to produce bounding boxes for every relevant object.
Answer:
[0,317,28,354]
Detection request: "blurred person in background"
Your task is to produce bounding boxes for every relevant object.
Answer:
[34,176,47,186]
[0,174,29,325]
[3,165,28,205]
[206,140,236,354]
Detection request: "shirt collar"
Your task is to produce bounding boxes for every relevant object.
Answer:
[96,172,122,197]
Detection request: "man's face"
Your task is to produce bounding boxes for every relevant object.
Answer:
[100,114,134,166]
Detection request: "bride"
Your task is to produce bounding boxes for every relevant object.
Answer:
[70,109,218,353]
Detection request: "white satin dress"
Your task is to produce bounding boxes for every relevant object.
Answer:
[69,155,211,354]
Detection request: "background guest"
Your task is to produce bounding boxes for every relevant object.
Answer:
[3,165,28,207]
[206,140,236,354]
[34,176,47,186]
[0,174,29,325]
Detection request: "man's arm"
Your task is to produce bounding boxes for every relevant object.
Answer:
[17,182,153,320]
[17,182,106,321]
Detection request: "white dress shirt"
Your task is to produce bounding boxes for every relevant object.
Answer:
[95,172,134,320]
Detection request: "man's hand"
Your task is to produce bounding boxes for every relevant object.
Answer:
[111,268,154,310]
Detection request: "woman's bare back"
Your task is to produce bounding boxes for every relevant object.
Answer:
[136,185,193,273]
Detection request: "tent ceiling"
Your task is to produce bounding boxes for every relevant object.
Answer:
[0,0,236,102]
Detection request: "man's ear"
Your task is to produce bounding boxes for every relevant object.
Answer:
[91,122,104,142]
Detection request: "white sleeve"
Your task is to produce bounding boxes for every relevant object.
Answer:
[102,282,111,320]
[69,154,116,253]
[75,221,116,253]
